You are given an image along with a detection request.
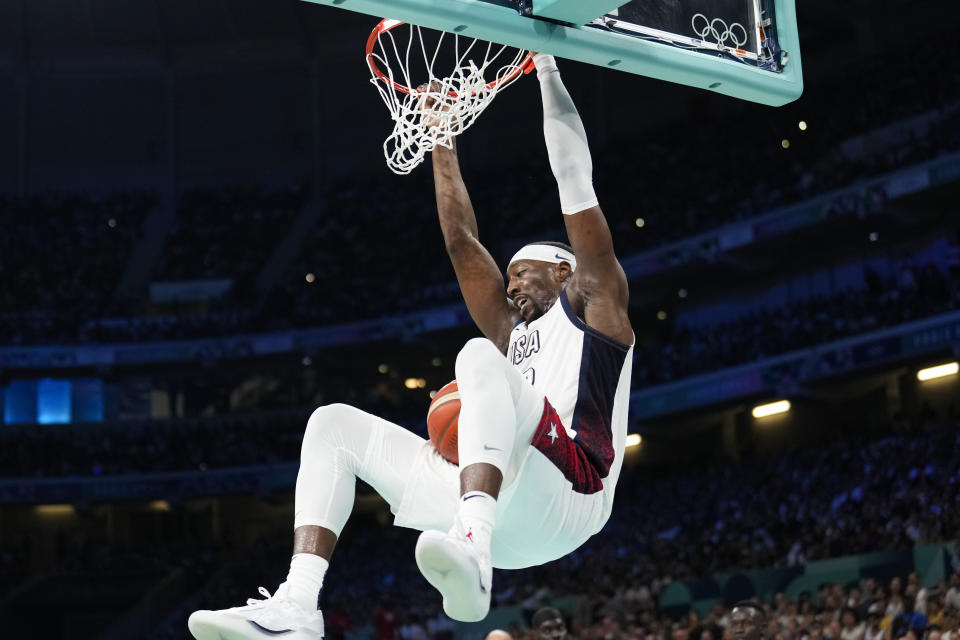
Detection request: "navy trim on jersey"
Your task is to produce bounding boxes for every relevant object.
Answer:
[519,288,631,493]
[569,325,628,479]
[520,289,629,492]
[558,289,632,351]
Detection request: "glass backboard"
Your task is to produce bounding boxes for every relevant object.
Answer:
[303,0,802,106]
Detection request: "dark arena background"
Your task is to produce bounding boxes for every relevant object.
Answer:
[2,0,959,639]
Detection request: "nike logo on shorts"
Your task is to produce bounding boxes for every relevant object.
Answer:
[483,444,502,451]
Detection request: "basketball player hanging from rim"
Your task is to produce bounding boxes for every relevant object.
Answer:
[187,53,633,640]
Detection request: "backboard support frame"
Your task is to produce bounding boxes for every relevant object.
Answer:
[532,0,631,26]
[303,0,802,106]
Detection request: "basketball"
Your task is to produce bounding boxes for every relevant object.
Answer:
[427,380,460,464]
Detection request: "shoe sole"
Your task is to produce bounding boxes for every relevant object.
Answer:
[188,611,320,639]
[414,530,490,623]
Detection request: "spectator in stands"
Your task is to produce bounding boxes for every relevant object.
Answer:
[889,579,905,619]
[730,601,768,640]
[894,596,928,635]
[323,598,352,640]
[840,608,865,640]
[398,613,429,640]
[943,612,960,640]
[374,597,398,640]
[864,608,884,640]
[532,607,568,639]
[927,596,947,630]
[428,611,456,639]
[946,574,960,613]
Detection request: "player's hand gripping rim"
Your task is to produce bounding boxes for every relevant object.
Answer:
[416,80,455,133]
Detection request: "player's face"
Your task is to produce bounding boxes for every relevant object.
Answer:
[730,607,764,640]
[537,619,566,640]
[506,260,566,322]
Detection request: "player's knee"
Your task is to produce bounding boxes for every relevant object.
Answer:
[303,403,361,448]
[455,337,504,384]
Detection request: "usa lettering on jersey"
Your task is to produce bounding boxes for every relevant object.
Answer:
[510,329,541,367]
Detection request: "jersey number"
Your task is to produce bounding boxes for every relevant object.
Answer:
[522,368,535,385]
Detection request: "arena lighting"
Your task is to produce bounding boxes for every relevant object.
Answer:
[798,120,808,130]
[149,500,171,511]
[35,504,75,516]
[752,399,791,418]
[917,362,959,381]
[404,377,426,389]
[625,433,642,448]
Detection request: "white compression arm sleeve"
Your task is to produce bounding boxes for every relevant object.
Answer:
[534,53,599,215]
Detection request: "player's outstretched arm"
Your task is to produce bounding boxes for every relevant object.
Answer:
[534,53,633,346]
[432,141,520,353]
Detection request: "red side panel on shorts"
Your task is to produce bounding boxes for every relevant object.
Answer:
[531,399,604,495]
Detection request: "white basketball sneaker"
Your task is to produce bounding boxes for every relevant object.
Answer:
[415,516,493,622]
[188,583,325,640]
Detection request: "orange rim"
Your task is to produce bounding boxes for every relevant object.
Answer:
[365,18,535,97]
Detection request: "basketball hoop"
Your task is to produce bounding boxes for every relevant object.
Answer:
[366,19,535,175]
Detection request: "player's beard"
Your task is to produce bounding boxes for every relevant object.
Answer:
[524,299,547,322]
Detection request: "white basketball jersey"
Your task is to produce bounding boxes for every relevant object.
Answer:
[507,289,633,511]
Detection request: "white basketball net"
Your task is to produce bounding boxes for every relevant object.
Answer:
[367,21,531,175]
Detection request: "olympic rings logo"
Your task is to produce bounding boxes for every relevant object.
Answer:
[691,13,749,49]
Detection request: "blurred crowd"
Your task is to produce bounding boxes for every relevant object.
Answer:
[5,406,960,639]
[0,190,157,344]
[154,183,309,283]
[4,20,960,640]
[496,572,960,640]
[214,39,960,332]
[2,39,959,349]
[635,261,959,386]
[208,407,960,639]
[601,40,960,251]
[146,416,960,639]
[0,411,310,478]
[6,410,960,577]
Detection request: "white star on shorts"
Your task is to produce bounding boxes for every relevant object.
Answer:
[547,421,559,444]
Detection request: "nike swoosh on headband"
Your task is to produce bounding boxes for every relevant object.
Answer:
[508,244,577,272]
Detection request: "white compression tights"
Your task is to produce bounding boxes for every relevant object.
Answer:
[294,404,424,533]
[454,337,536,480]
[294,339,539,535]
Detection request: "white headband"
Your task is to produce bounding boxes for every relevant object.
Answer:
[508,244,577,272]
